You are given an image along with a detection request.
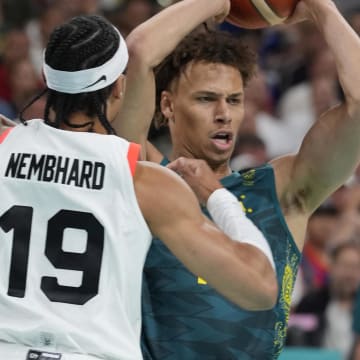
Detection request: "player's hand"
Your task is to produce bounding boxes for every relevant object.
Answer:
[213,0,231,24]
[167,157,222,205]
[285,1,311,25]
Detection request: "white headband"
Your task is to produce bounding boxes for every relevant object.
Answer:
[43,28,128,94]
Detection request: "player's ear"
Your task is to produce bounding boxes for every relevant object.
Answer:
[160,91,174,121]
[112,75,126,99]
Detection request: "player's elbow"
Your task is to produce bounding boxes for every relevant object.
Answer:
[237,246,278,311]
[126,31,149,66]
[243,262,278,311]
[230,266,278,311]
[126,30,159,69]
[251,277,278,311]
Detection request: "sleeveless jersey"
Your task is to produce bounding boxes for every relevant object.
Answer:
[0,120,151,359]
[353,288,360,334]
[141,160,301,359]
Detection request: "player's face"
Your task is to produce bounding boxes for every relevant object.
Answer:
[163,61,245,167]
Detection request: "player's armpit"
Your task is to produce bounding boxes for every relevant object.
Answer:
[133,161,278,310]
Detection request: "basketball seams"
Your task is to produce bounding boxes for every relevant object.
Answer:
[250,0,286,25]
[247,0,270,26]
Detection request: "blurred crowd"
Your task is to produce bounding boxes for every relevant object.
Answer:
[0,0,360,359]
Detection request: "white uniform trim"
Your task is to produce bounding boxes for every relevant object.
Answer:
[207,188,275,270]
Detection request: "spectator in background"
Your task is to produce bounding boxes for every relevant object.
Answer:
[105,0,159,37]
[25,4,67,76]
[230,133,268,170]
[7,58,44,119]
[291,240,360,359]
[0,28,30,102]
[348,8,360,35]
[277,47,339,156]
[292,204,340,306]
[239,69,289,158]
[334,0,359,14]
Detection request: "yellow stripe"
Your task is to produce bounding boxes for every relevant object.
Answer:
[198,277,207,285]
[251,0,286,25]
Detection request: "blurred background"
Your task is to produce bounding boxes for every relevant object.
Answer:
[1,0,360,359]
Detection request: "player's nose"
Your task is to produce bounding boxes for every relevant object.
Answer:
[214,99,232,124]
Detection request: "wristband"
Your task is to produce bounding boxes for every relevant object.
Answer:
[207,188,275,269]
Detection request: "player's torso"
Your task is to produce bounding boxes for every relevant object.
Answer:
[142,164,301,360]
[0,120,151,359]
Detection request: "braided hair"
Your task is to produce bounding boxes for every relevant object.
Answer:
[20,15,121,134]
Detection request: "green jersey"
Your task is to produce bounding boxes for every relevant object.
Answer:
[142,163,301,359]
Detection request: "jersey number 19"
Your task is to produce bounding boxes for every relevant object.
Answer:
[0,205,104,305]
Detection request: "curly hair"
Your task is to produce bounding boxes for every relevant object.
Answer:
[20,15,121,134]
[154,29,257,128]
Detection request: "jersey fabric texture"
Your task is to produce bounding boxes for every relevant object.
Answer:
[353,288,360,334]
[141,160,301,360]
[0,120,151,360]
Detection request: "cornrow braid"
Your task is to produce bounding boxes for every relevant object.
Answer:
[21,15,121,134]
[19,89,48,124]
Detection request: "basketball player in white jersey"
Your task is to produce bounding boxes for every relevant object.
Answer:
[0,13,277,360]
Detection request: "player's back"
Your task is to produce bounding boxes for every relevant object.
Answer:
[0,119,151,360]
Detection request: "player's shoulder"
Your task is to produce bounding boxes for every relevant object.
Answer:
[134,160,197,202]
[270,154,296,183]
[135,161,182,185]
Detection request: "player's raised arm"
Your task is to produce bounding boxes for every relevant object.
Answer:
[134,161,278,310]
[274,0,360,214]
[113,0,230,158]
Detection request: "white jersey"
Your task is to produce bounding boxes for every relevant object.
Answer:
[0,119,152,360]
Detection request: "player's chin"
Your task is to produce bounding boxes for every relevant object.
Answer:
[207,148,234,165]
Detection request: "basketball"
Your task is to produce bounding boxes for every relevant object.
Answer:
[226,0,299,29]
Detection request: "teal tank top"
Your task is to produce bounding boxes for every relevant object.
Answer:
[141,162,301,359]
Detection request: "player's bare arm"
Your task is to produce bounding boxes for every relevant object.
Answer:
[133,161,278,310]
[113,0,230,157]
[272,0,360,234]
[0,115,16,134]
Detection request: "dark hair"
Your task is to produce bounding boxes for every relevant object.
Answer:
[20,15,121,134]
[154,29,257,128]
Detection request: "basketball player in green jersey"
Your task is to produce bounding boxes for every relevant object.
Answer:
[116,0,360,358]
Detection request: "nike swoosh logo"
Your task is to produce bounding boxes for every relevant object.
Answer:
[82,75,107,89]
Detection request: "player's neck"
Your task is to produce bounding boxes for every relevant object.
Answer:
[59,114,107,134]
[209,162,232,180]
[169,150,232,180]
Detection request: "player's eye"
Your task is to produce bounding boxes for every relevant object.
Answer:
[228,97,242,105]
[197,96,214,102]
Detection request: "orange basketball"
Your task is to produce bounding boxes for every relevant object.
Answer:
[227,0,299,29]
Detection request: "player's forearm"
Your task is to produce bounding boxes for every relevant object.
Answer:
[176,235,278,310]
[126,0,228,68]
[306,0,360,113]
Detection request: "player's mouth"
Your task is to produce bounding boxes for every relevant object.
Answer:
[210,131,234,151]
